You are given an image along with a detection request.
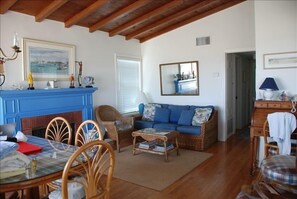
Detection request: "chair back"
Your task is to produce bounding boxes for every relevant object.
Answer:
[263,119,279,158]
[75,120,104,147]
[95,105,121,122]
[62,140,115,199]
[45,117,72,145]
[263,112,297,157]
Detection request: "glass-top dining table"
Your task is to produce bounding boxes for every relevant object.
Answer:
[0,135,78,199]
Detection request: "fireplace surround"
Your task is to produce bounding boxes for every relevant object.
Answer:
[0,88,97,134]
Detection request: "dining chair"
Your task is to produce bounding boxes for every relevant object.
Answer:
[75,120,104,147]
[47,120,105,192]
[45,116,72,145]
[60,140,115,199]
[262,112,297,158]
[44,117,72,192]
[252,152,297,198]
[95,105,134,152]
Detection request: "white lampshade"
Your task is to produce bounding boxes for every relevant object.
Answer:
[135,91,148,104]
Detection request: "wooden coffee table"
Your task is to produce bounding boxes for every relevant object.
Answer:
[132,128,179,161]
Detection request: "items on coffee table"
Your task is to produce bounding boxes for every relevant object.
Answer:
[132,128,179,161]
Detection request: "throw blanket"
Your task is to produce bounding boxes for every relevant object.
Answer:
[267,112,296,155]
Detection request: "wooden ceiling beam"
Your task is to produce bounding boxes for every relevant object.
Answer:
[140,0,246,43]
[0,0,18,14]
[109,0,183,37]
[65,0,108,28]
[126,0,214,40]
[35,0,69,22]
[89,0,150,33]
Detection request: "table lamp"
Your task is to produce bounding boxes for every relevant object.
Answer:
[135,91,148,114]
[259,77,279,100]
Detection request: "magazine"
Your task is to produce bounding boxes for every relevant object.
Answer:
[138,141,157,149]
[153,143,174,152]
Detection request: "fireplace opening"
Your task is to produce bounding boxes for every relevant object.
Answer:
[32,123,76,145]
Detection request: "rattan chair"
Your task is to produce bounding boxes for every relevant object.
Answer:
[62,140,115,199]
[263,114,297,158]
[248,113,297,198]
[263,119,280,158]
[45,116,72,144]
[95,105,134,152]
[75,120,104,147]
[47,120,104,192]
[42,117,72,195]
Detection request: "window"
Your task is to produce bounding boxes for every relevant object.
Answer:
[116,56,141,114]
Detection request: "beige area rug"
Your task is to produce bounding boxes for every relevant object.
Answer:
[113,146,212,191]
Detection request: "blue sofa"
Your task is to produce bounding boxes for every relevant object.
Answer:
[134,103,218,151]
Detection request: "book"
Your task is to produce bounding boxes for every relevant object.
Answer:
[153,143,174,152]
[138,141,157,149]
[17,142,42,155]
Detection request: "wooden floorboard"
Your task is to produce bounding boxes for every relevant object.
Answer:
[110,132,256,199]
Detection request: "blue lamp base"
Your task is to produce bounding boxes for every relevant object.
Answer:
[138,103,145,114]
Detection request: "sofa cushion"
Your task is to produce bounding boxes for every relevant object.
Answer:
[142,103,161,121]
[134,120,155,129]
[176,125,202,135]
[168,105,189,123]
[153,123,178,130]
[178,109,195,126]
[192,107,213,126]
[154,107,170,123]
[160,104,169,109]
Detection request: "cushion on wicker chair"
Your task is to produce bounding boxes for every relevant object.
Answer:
[261,155,297,186]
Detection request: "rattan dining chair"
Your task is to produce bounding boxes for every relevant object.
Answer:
[45,117,72,145]
[75,120,104,147]
[95,105,134,152]
[263,119,280,158]
[46,120,105,192]
[44,117,72,192]
[62,140,115,199]
[263,113,297,158]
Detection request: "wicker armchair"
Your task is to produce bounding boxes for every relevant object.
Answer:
[95,105,134,152]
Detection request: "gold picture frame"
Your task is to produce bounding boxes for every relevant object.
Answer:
[23,38,76,81]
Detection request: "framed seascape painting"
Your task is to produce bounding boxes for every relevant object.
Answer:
[23,38,75,80]
[264,51,297,69]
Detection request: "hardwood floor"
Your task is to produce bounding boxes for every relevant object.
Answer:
[110,132,256,199]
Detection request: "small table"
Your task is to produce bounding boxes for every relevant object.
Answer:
[132,128,179,161]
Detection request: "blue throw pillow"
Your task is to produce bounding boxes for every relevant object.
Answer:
[178,109,195,126]
[154,107,170,123]
[168,105,189,123]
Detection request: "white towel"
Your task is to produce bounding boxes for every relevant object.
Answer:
[267,112,296,155]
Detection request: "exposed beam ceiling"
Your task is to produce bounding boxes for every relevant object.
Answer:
[0,0,246,43]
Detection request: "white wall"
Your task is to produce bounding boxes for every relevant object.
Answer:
[254,0,297,165]
[0,11,141,108]
[255,0,297,99]
[141,1,255,141]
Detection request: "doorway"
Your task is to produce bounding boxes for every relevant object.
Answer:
[226,51,255,138]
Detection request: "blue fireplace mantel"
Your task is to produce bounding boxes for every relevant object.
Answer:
[0,87,97,131]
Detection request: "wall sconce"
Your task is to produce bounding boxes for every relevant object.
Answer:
[259,77,279,100]
[0,33,21,87]
[0,62,5,87]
